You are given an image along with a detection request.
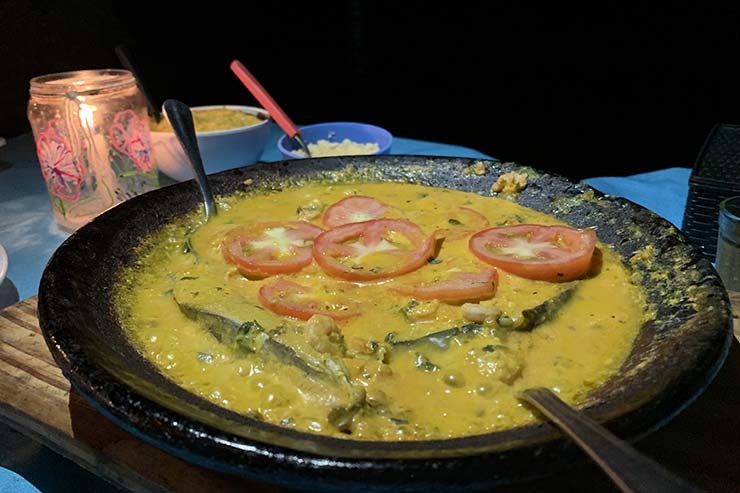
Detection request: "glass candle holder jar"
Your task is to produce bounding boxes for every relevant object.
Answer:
[27,69,159,231]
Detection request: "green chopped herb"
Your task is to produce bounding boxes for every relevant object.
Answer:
[415,353,440,372]
[235,320,270,352]
[197,352,214,364]
[182,237,194,254]
[400,299,420,320]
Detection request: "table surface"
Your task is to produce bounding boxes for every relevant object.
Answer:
[0,125,699,492]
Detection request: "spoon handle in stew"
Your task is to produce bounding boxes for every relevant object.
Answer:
[519,387,704,493]
[163,99,217,220]
[229,59,312,157]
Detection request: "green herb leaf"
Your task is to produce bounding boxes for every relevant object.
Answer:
[415,352,440,372]
[197,352,214,364]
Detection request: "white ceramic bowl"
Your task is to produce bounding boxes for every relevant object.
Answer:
[151,105,271,182]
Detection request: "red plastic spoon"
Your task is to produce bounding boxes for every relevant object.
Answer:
[229,59,311,157]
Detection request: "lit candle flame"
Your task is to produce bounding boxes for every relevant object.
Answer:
[78,102,95,130]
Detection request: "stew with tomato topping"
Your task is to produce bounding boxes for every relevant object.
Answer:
[115,181,647,441]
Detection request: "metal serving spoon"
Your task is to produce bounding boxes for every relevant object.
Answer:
[162,99,217,220]
[519,387,704,493]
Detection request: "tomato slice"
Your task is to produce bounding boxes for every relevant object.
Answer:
[222,221,324,278]
[313,218,436,281]
[393,269,498,302]
[469,224,596,282]
[436,207,491,240]
[258,278,360,320]
[322,195,390,228]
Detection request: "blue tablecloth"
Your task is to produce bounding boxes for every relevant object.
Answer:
[585,167,690,229]
[0,125,693,492]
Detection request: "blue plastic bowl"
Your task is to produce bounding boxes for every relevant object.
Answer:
[277,122,393,160]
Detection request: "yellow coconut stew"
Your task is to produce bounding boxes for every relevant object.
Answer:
[115,176,648,441]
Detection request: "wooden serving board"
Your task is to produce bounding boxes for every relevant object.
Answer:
[0,297,282,493]
[1,294,740,493]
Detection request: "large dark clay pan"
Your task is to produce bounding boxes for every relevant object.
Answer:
[37,156,733,492]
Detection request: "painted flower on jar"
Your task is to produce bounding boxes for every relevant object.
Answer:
[109,109,154,172]
[35,120,83,201]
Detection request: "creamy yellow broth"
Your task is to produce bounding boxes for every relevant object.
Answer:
[150,107,263,133]
[116,182,647,440]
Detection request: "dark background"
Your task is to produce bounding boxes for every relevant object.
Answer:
[2,1,740,180]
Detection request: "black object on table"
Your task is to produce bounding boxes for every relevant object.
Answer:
[683,123,740,261]
[114,44,163,123]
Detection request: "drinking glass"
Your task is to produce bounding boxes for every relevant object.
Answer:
[716,196,740,291]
